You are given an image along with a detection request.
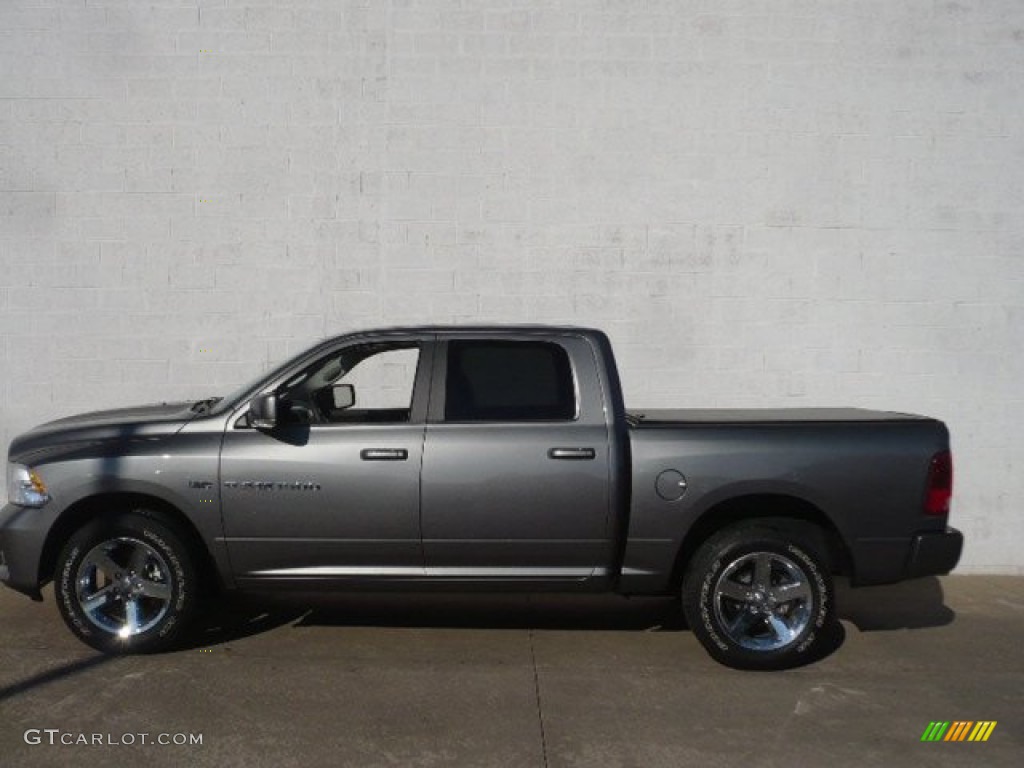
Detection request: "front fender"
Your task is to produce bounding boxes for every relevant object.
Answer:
[28,450,229,593]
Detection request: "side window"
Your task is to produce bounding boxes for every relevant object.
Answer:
[279,342,420,424]
[341,347,419,411]
[445,340,576,422]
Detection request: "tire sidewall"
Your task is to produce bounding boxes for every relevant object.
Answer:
[56,512,194,654]
[685,529,834,670]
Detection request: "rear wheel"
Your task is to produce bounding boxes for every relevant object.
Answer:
[55,511,197,654]
[683,524,835,670]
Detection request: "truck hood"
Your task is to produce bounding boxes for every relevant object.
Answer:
[8,402,197,464]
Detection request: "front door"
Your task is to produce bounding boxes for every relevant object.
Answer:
[220,337,433,582]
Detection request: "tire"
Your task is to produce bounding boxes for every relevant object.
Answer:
[682,524,835,670]
[55,510,198,654]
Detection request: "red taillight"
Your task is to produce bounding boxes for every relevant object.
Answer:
[925,450,953,515]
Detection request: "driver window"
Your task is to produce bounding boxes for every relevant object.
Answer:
[341,347,419,413]
[278,342,421,425]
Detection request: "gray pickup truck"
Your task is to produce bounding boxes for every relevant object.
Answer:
[1,326,962,669]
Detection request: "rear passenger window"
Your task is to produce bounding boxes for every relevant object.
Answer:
[445,340,576,422]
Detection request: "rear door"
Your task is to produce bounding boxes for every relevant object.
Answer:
[420,333,615,581]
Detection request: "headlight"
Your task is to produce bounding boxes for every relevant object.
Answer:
[7,463,51,507]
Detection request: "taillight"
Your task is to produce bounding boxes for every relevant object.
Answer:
[925,450,953,515]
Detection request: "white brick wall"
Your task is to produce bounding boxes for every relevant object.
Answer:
[1,0,1021,572]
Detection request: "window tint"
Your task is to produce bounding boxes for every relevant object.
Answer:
[445,340,575,422]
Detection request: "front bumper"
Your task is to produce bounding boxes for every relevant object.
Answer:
[0,503,55,601]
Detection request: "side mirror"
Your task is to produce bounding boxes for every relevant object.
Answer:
[331,383,355,410]
[249,393,278,429]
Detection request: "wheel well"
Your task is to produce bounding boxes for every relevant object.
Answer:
[670,494,852,589]
[39,493,222,594]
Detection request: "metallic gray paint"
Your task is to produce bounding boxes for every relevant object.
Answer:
[620,418,952,590]
[220,422,426,575]
[0,325,962,605]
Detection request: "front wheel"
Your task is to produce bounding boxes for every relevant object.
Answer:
[55,511,198,654]
[682,525,836,670]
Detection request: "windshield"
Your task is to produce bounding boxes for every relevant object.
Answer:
[209,340,330,415]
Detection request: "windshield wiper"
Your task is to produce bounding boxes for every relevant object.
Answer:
[190,397,223,414]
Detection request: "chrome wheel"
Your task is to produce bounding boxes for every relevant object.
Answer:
[75,537,173,638]
[712,551,813,652]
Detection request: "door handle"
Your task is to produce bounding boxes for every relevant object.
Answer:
[548,447,596,460]
[360,448,409,461]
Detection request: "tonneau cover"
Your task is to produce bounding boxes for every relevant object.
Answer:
[627,408,931,426]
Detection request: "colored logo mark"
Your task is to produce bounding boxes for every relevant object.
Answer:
[921,721,997,742]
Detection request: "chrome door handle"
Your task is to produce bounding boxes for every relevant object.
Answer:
[360,448,409,461]
[548,447,596,460]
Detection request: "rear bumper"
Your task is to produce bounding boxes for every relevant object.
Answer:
[851,527,964,586]
[904,527,964,579]
[0,503,52,601]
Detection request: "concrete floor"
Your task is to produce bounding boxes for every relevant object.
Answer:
[0,575,1020,767]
